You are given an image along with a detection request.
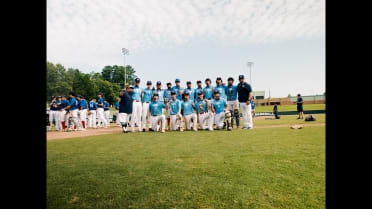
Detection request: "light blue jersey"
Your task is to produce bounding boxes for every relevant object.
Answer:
[132,85,142,101]
[194,99,208,114]
[143,88,153,102]
[149,101,166,116]
[169,99,181,115]
[89,101,97,110]
[226,85,238,101]
[78,99,88,109]
[214,85,227,99]
[171,86,184,100]
[212,98,227,114]
[155,89,164,103]
[164,88,172,101]
[69,97,79,111]
[194,87,203,100]
[181,100,194,116]
[203,86,213,99]
[97,98,104,108]
[184,88,195,102]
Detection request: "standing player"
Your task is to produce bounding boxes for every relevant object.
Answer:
[181,91,197,131]
[58,95,69,131]
[237,75,253,129]
[118,85,134,133]
[87,98,98,129]
[251,99,256,118]
[114,98,120,126]
[148,92,166,133]
[226,77,240,128]
[194,92,213,131]
[131,78,143,132]
[203,78,214,102]
[211,90,231,130]
[48,96,57,131]
[53,96,63,131]
[184,81,195,102]
[65,92,79,131]
[296,94,304,119]
[97,93,108,128]
[141,81,153,132]
[166,91,183,131]
[164,82,173,130]
[78,95,88,130]
[171,78,184,101]
[104,99,110,125]
[214,77,227,100]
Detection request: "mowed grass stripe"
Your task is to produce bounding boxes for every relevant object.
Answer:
[47,126,325,209]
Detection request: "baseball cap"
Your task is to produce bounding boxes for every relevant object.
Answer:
[186,81,191,84]
[156,81,161,85]
[216,77,222,80]
[184,90,190,95]
[135,78,140,83]
[239,75,244,79]
[69,92,75,96]
[175,78,180,82]
[213,90,220,94]
[147,81,152,85]
[205,78,211,82]
[166,82,172,86]
[57,96,61,98]
[197,91,203,95]
[128,85,134,89]
[196,80,202,84]
[227,77,234,81]
[171,90,177,95]
[98,92,103,95]
[153,92,159,96]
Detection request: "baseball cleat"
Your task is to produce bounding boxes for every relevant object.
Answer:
[142,128,146,132]
[161,129,165,133]
[149,128,154,132]
[228,127,232,131]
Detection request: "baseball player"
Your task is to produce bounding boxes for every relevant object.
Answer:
[171,78,184,101]
[141,81,153,132]
[184,81,195,102]
[154,81,166,131]
[131,78,143,132]
[164,82,173,130]
[97,93,109,128]
[48,96,57,131]
[58,95,69,131]
[203,78,214,101]
[194,92,213,131]
[165,90,183,131]
[211,90,231,130]
[181,91,197,131]
[237,75,253,129]
[118,85,134,133]
[103,99,110,125]
[214,77,227,100]
[65,92,79,131]
[115,98,120,126]
[78,95,88,130]
[296,94,304,119]
[251,99,256,118]
[53,96,62,131]
[148,92,166,133]
[226,77,240,128]
[87,98,98,129]
[195,80,203,101]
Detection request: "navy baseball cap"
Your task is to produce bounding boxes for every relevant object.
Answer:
[51,95,55,99]
[239,75,244,79]
[156,81,161,85]
[135,78,140,82]
[213,90,220,94]
[205,78,211,82]
[98,92,103,95]
[196,80,202,83]
[147,81,152,85]
[216,77,222,80]
[153,92,159,96]
[171,90,177,95]
[186,81,191,84]
[228,77,234,81]
[175,78,180,82]
[167,82,172,85]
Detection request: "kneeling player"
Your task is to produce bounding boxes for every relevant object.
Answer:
[148,92,166,133]
[166,91,183,131]
[211,90,231,130]
[181,91,197,131]
[194,92,213,131]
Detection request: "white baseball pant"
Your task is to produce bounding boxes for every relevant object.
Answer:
[169,113,182,131]
[198,112,213,130]
[87,110,97,128]
[48,110,56,130]
[54,110,62,131]
[141,102,151,129]
[184,113,197,130]
[104,110,110,124]
[131,101,142,130]
[79,109,87,129]
[70,109,79,130]
[214,112,226,129]
[97,108,108,127]
[227,100,239,111]
[150,115,165,131]
[239,103,253,128]
[115,110,120,125]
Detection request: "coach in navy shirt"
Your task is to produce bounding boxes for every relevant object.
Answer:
[119,85,134,133]
[237,75,253,129]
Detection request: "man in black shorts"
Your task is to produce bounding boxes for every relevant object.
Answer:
[296,94,304,119]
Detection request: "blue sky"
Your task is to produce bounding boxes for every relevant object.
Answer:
[47,0,325,98]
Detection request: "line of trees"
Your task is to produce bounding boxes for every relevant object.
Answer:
[46,61,137,105]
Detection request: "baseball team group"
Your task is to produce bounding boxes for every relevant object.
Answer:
[48,74,256,133]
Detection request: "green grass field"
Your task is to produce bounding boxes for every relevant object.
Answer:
[254,104,325,112]
[47,123,325,208]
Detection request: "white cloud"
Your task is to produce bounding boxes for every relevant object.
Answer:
[47,0,325,69]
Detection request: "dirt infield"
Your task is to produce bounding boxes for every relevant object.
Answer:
[47,123,325,140]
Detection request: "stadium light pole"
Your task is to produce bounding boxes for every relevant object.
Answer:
[247,61,254,99]
[122,48,129,86]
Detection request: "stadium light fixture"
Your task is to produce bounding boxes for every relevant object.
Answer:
[122,48,129,86]
[247,61,254,99]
